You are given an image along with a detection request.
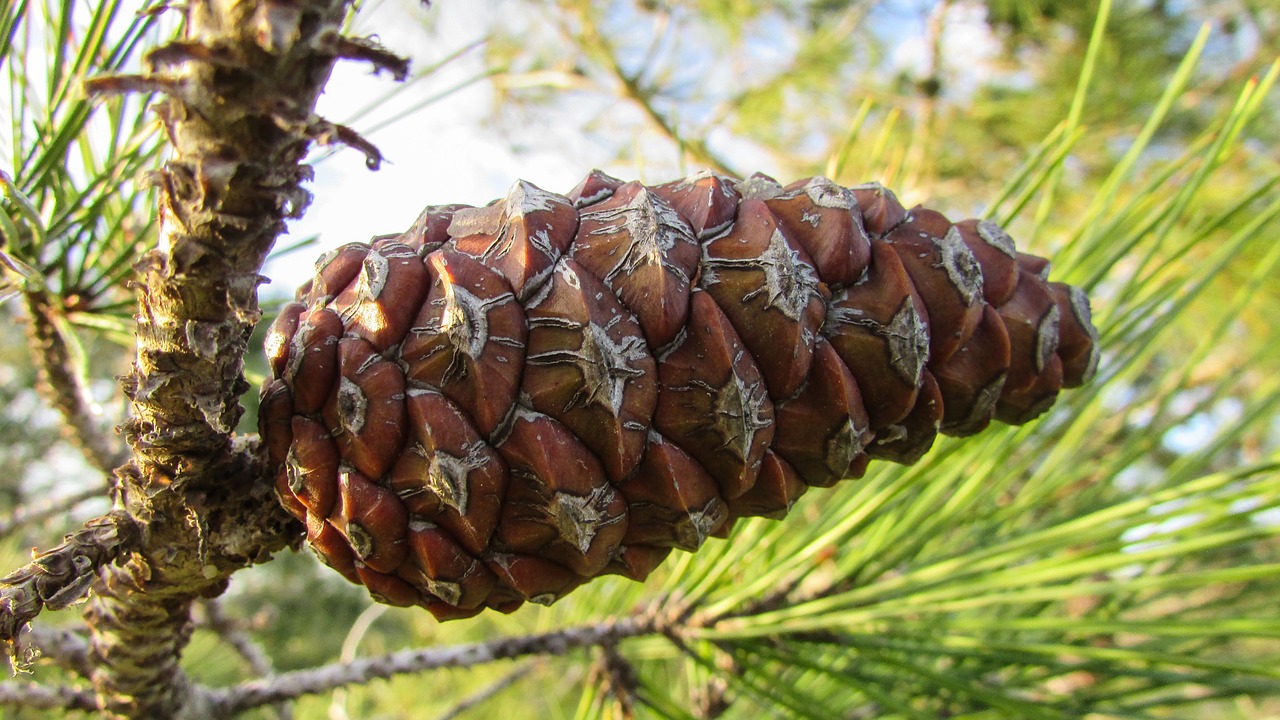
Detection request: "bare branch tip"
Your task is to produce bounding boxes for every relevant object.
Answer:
[16,625,92,679]
[137,1,183,19]
[216,614,664,713]
[311,120,385,170]
[83,74,181,99]
[327,34,411,82]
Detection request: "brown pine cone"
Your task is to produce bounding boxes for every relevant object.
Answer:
[259,171,1099,618]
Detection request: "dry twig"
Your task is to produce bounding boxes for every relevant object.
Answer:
[20,624,94,678]
[435,661,536,720]
[0,680,98,712]
[0,485,109,538]
[563,3,737,176]
[22,291,129,475]
[211,615,661,714]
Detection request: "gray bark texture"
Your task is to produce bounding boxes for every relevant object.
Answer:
[82,1,357,715]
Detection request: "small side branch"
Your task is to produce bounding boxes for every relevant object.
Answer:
[302,118,385,170]
[435,661,535,720]
[146,41,242,71]
[260,104,387,171]
[214,615,660,714]
[198,599,292,720]
[0,484,109,538]
[320,33,411,81]
[566,6,736,176]
[20,624,94,678]
[83,74,184,98]
[0,511,138,663]
[0,681,99,712]
[22,291,129,475]
[595,644,638,719]
[693,677,731,719]
[197,599,274,677]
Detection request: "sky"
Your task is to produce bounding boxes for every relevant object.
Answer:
[265,0,1008,293]
[265,0,592,292]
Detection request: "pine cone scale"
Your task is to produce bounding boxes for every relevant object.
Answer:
[399,250,527,438]
[390,388,507,555]
[650,171,741,240]
[652,289,775,500]
[885,208,984,366]
[283,306,342,415]
[449,180,579,301]
[571,181,700,348]
[699,198,829,399]
[772,339,872,487]
[521,258,657,484]
[822,239,931,429]
[494,407,627,578]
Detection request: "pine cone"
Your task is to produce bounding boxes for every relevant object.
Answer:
[259,171,1099,619]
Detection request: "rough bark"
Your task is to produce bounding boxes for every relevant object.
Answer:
[0,513,136,652]
[83,1,367,716]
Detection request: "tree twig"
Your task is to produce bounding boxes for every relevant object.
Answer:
[595,644,638,719]
[0,484,110,538]
[0,511,138,666]
[20,624,94,678]
[690,653,734,719]
[903,0,951,193]
[565,2,737,176]
[318,33,411,80]
[197,599,293,720]
[197,599,274,677]
[0,680,99,712]
[212,615,662,714]
[82,73,184,98]
[435,661,536,720]
[22,290,129,475]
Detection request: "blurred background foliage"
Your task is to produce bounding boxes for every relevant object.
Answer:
[2,0,1279,717]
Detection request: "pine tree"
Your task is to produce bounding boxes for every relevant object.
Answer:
[0,1,1277,718]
